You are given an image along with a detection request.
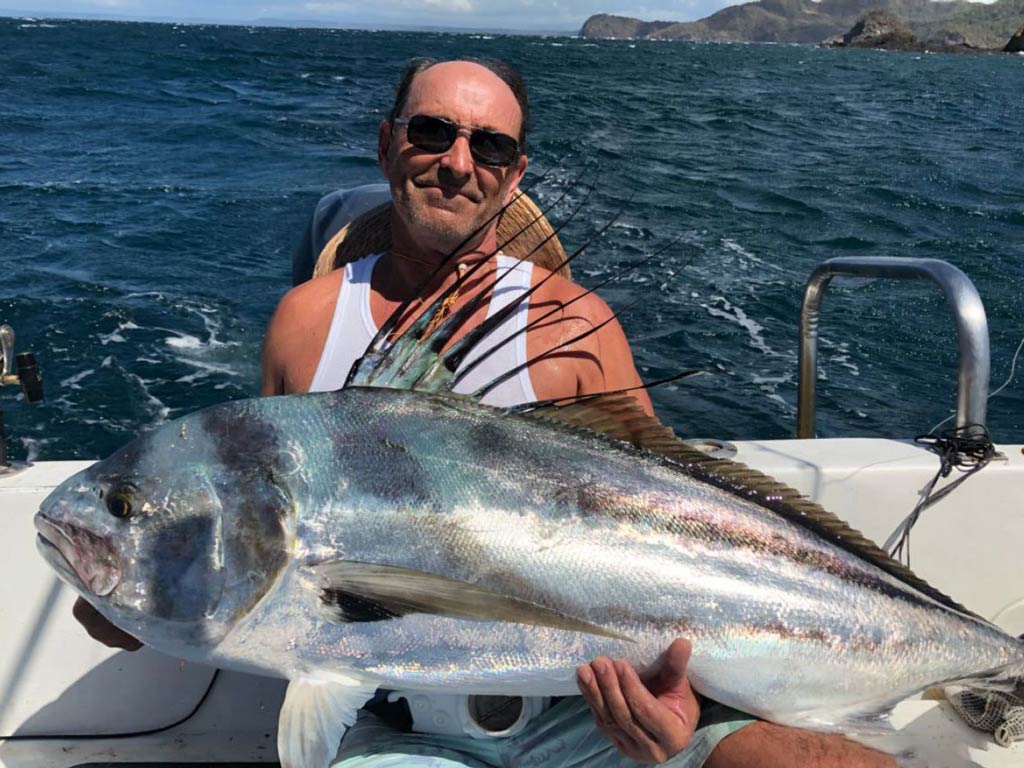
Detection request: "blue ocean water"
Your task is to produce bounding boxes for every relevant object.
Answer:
[1,17,1023,461]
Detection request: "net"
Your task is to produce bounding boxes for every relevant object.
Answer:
[947,679,1024,747]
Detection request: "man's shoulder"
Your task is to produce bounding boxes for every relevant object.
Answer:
[529,264,614,323]
[274,269,346,329]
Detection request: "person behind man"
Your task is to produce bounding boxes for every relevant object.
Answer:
[79,57,895,767]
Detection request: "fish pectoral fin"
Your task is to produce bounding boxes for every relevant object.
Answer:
[278,674,377,768]
[311,559,631,641]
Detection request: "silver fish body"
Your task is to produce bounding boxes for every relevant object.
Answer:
[36,387,1024,742]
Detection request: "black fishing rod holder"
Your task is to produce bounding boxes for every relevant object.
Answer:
[1,323,44,468]
[797,257,990,439]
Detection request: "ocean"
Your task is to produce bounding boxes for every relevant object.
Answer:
[2,16,1023,461]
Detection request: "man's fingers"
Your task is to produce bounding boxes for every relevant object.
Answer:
[653,638,692,690]
[577,661,610,724]
[595,658,666,750]
[618,658,691,752]
[73,597,143,651]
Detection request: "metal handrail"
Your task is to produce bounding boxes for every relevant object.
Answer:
[797,257,989,439]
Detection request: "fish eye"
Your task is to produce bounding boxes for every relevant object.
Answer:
[106,488,135,519]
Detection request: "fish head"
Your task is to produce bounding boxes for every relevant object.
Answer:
[35,401,296,654]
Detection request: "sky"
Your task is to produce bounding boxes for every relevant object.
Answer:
[2,0,744,33]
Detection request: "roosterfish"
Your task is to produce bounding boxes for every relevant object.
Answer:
[35,198,1024,768]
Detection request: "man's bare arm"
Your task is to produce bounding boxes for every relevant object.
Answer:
[570,291,655,417]
[261,273,340,396]
[707,721,896,768]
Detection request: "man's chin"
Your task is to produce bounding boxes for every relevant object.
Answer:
[398,199,492,254]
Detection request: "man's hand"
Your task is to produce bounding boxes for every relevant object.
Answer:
[73,596,143,651]
[576,638,699,764]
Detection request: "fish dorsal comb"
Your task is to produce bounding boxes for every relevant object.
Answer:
[520,395,981,620]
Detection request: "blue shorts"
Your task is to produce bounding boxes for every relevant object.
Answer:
[332,696,754,767]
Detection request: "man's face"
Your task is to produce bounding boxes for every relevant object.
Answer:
[379,61,528,256]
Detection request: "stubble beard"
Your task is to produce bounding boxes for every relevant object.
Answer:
[392,182,505,256]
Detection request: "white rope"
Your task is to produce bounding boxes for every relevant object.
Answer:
[927,330,1024,435]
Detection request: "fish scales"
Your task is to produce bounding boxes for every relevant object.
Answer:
[36,385,1024,750]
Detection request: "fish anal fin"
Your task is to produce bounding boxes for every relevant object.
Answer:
[278,674,377,768]
[311,560,631,641]
[523,395,982,621]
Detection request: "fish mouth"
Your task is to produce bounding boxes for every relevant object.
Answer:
[34,514,121,597]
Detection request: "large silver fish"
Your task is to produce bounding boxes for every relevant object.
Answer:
[33,239,1024,768]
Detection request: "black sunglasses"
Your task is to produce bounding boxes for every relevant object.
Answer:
[392,114,520,168]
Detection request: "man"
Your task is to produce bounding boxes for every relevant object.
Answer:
[80,57,895,767]
[261,57,895,768]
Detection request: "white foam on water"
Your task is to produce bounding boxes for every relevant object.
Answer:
[59,369,96,389]
[126,373,170,424]
[701,295,777,357]
[164,333,203,350]
[175,358,243,384]
[98,320,140,346]
[19,437,53,463]
[720,238,784,273]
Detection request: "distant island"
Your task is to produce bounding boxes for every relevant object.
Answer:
[579,0,1024,51]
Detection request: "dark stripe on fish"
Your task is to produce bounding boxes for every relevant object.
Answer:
[141,514,224,622]
[199,404,293,621]
[332,428,434,505]
[200,403,281,473]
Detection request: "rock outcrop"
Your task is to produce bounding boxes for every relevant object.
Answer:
[578,0,1024,50]
[823,9,993,52]
[835,8,918,48]
[1005,23,1024,51]
[578,14,676,39]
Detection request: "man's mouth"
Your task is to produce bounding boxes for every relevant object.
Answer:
[412,179,481,204]
[34,514,121,596]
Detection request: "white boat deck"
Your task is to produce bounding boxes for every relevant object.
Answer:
[1,439,1021,767]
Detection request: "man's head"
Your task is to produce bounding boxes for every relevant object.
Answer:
[379,58,530,258]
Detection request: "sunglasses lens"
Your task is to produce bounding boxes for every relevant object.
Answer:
[406,115,456,153]
[402,115,519,168]
[470,131,519,167]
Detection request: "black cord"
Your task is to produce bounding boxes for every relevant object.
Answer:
[1,669,220,741]
[888,425,995,567]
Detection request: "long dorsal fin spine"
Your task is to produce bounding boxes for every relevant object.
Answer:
[472,298,640,400]
[415,181,600,366]
[451,236,694,395]
[410,194,625,393]
[347,170,591,389]
[509,370,703,413]
[435,202,629,386]
[344,166,563,388]
[357,177,593,389]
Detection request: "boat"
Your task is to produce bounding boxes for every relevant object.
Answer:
[1,257,1021,767]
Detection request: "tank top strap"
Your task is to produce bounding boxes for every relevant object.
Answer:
[308,253,382,393]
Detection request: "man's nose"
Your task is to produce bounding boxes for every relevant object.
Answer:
[439,131,474,180]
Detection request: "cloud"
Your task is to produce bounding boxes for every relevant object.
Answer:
[415,0,475,11]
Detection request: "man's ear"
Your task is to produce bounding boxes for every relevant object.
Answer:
[503,153,529,204]
[378,120,392,176]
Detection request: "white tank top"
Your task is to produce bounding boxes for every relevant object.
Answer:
[309,253,537,407]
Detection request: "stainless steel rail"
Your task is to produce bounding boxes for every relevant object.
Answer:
[797,257,990,439]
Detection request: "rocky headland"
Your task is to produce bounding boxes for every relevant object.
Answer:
[579,0,1024,52]
[822,8,991,52]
